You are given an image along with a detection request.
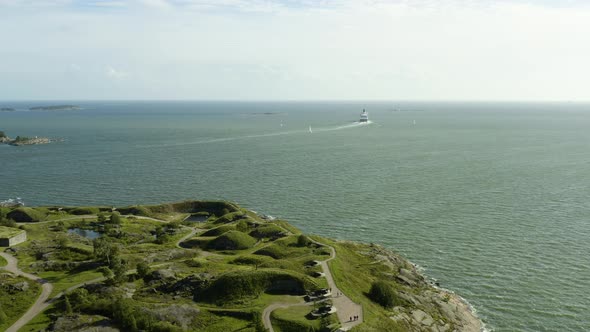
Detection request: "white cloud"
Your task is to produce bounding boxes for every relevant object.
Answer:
[106,66,130,80]
[0,1,589,100]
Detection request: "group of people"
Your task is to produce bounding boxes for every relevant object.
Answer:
[349,315,359,321]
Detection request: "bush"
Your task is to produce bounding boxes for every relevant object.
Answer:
[368,280,403,308]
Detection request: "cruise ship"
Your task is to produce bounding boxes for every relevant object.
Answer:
[359,109,369,123]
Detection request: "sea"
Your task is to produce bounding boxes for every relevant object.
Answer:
[1,101,589,331]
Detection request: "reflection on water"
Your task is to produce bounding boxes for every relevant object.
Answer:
[68,228,101,239]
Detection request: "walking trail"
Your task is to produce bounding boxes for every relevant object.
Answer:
[0,252,105,332]
[261,237,363,332]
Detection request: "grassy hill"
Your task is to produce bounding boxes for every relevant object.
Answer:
[1,200,482,332]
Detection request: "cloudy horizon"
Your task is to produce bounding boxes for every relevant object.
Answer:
[1,0,589,101]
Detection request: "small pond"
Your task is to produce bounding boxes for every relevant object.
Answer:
[68,228,102,239]
[184,214,209,223]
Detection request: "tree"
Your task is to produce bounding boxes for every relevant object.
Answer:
[98,266,114,280]
[136,261,150,279]
[368,280,401,308]
[0,131,6,138]
[56,234,69,249]
[93,237,119,265]
[64,295,73,315]
[97,212,107,223]
[109,212,122,225]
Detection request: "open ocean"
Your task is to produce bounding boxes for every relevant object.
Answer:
[1,101,589,331]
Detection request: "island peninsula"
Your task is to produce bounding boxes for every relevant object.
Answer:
[0,200,483,332]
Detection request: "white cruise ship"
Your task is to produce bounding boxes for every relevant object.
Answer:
[360,109,369,122]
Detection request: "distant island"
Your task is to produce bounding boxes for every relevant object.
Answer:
[0,130,57,146]
[0,200,482,332]
[29,104,81,111]
[0,107,15,112]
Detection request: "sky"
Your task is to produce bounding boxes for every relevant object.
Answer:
[0,0,589,101]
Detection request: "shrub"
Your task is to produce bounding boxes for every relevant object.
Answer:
[368,280,403,308]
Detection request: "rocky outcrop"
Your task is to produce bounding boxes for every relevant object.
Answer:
[363,245,483,332]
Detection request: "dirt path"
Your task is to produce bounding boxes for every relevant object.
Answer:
[0,252,105,332]
[0,252,53,332]
[261,237,363,332]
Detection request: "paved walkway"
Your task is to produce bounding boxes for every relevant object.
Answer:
[261,237,363,331]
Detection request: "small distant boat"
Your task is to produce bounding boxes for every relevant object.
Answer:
[309,126,313,133]
[360,109,369,123]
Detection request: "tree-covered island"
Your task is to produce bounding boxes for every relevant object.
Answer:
[0,201,483,332]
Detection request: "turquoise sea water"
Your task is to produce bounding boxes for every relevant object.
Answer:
[1,101,590,331]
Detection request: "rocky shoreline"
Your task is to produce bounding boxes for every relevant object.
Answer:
[357,243,484,331]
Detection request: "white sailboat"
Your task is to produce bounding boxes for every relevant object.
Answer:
[309,126,313,133]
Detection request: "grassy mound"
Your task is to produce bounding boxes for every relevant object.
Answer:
[197,270,318,303]
[116,205,151,217]
[213,212,246,225]
[249,224,285,239]
[230,255,270,266]
[253,244,289,259]
[6,207,47,222]
[68,207,101,215]
[200,225,236,237]
[208,231,256,250]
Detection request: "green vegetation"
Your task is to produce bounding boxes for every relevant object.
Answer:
[2,201,474,332]
[0,276,41,331]
[6,207,47,222]
[208,231,257,250]
[0,225,24,238]
[0,131,6,138]
[368,280,404,308]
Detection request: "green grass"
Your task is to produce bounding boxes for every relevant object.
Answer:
[316,237,407,332]
[208,231,257,250]
[271,304,338,332]
[38,270,104,297]
[17,304,56,332]
[0,255,6,267]
[0,225,25,238]
[0,276,41,331]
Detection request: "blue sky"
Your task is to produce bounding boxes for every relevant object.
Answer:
[1,0,589,100]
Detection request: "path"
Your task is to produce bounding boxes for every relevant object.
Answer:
[261,237,363,332]
[0,252,105,332]
[0,252,54,332]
